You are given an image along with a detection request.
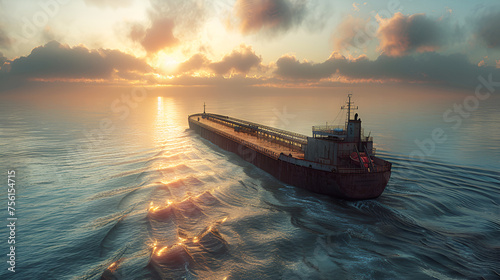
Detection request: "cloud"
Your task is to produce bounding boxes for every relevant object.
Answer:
[176,53,210,74]
[128,0,208,54]
[8,41,152,80]
[232,0,307,35]
[176,45,263,75]
[475,10,500,48]
[377,13,447,56]
[332,15,371,51]
[130,18,179,54]
[275,51,500,88]
[275,55,335,80]
[209,45,262,75]
[0,26,11,49]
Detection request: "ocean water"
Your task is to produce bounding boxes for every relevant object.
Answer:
[0,85,499,279]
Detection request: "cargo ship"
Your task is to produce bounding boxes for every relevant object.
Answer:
[188,94,391,200]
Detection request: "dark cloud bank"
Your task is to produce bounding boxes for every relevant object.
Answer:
[2,41,151,82]
[275,52,500,89]
[2,40,498,91]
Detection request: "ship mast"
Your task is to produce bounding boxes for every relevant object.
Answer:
[341,93,358,128]
[348,94,351,121]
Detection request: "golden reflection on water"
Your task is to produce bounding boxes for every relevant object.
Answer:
[154,96,178,146]
[156,246,168,257]
[154,96,184,172]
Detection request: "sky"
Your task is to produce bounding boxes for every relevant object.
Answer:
[0,0,499,91]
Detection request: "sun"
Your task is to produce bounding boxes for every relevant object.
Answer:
[154,51,180,74]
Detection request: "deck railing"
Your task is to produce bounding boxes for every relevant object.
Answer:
[312,125,372,142]
[203,113,308,150]
[191,117,281,159]
[312,125,346,133]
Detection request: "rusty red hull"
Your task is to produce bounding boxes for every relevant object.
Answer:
[189,118,391,200]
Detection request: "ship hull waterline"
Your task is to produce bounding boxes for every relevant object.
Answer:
[188,115,391,200]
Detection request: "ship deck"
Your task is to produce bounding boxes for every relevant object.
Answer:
[189,114,306,159]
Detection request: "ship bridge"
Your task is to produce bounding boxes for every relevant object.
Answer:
[312,125,371,142]
[305,94,375,166]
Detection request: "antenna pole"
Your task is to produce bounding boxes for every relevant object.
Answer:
[347,94,351,121]
[341,92,358,129]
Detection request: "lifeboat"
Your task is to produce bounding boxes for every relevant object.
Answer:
[350,152,370,168]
